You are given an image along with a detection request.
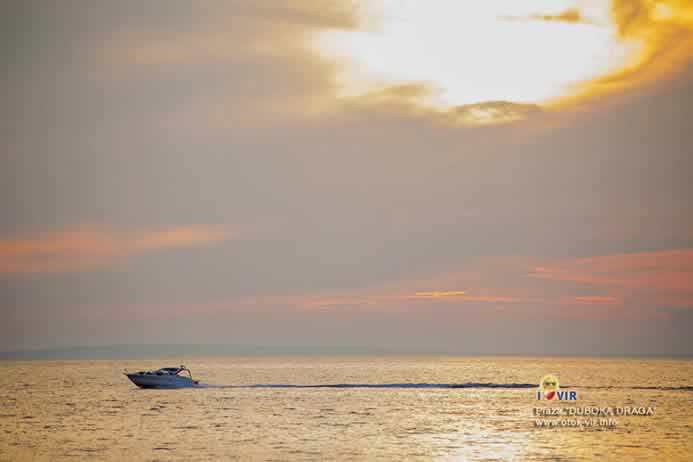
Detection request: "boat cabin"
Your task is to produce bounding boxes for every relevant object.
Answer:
[134,366,193,378]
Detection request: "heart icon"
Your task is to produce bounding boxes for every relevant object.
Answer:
[545,391,555,400]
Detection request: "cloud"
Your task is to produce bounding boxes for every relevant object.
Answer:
[282,250,692,319]
[413,291,466,298]
[90,0,354,130]
[573,295,620,304]
[531,249,693,291]
[531,9,585,24]
[530,249,693,317]
[347,83,436,106]
[502,8,590,25]
[142,255,617,319]
[451,101,543,124]
[102,3,354,72]
[341,88,544,125]
[297,290,513,311]
[569,0,693,102]
[0,226,231,275]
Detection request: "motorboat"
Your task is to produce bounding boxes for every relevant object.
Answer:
[124,365,199,389]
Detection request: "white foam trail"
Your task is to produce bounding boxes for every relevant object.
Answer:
[193,382,537,389]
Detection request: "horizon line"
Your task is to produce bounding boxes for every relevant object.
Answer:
[1,344,691,361]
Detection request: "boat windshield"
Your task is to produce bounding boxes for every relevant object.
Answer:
[155,366,193,379]
[158,367,182,374]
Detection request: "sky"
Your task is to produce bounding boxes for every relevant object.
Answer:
[2,0,692,355]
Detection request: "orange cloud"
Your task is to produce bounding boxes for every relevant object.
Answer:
[530,249,693,319]
[0,225,231,275]
[573,295,620,305]
[412,291,466,298]
[283,288,527,312]
[293,250,693,319]
[532,9,585,24]
[531,249,693,292]
[502,8,589,25]
[563,0,693,105]
[235,250,690,321]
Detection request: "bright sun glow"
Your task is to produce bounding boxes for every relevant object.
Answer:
[315,0,644,111]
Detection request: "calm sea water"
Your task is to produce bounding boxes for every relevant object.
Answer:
[1,356,692,461]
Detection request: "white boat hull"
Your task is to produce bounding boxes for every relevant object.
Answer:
[125,372,195,389]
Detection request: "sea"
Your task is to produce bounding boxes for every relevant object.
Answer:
[1,356,691,461]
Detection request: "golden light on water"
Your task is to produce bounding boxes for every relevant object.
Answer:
[315,0,648,111]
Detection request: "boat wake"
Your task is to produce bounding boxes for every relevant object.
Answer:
[571,385,693,391]
[194,382,537,389]
[193,383,693,391]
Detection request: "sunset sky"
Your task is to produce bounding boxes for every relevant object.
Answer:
[2,0,692,355]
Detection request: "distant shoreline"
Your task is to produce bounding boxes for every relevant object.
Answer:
[1,345,691,361]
